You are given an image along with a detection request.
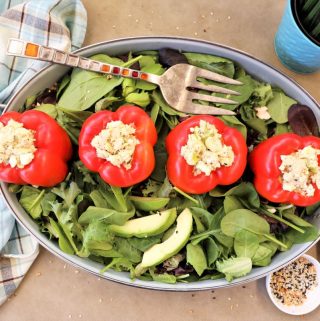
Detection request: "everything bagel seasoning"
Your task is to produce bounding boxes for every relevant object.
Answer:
[270,256,318,306]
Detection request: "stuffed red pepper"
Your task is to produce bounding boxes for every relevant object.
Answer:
[165,115,247,194]
[250,133,320,206]
[0,110,72,187]
[79,105,157,187]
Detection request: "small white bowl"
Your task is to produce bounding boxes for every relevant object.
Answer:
[266,254,320,315]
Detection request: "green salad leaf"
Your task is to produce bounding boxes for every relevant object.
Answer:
[12,48,320,284]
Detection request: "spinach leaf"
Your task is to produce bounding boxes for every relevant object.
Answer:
[186,243,207,276]
[114,237,142,263]
[89,190,109,208]
[281,211,313,227]
[305,202,320,216]
[58,55,125,111]
[204,237,221,267]
[211,182,260,211]
[183,52,235,78]
[78,206,135,226]
[221,209,270,236]
[48,217,74,254]
[214,74,256,110]
[267,89,297,124]
[95,96,121,112]
[34,103,57,119]
[274,123,291,135]
[125,92,150,107]
[224,196,243,213]
[19,187,45,219]
[149,269,177,284]
[135,55,165,90]
[234,230,259,258]
[216,257,252,282]
[57,74,71,98]
[251,244,273,266]
[50,201,81,254]
[152,90,185,116]
[286,225,319,243]
[128,235,162,252]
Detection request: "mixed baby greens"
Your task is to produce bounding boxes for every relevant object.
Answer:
[10,49,320,283]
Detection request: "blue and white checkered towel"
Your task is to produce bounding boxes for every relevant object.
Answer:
[0,0,87,306]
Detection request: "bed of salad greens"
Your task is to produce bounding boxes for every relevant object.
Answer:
[9,48,320,283]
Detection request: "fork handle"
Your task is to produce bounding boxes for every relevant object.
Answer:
[6,38,161,85]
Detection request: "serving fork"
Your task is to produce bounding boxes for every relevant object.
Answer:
[6,38,241,116]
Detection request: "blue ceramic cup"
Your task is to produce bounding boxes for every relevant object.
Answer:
[274,0,320,73]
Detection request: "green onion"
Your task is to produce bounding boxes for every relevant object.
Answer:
[299,0,320,41]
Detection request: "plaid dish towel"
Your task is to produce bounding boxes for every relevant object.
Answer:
[0,0,87,306]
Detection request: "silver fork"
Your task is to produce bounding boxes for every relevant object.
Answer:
[6,38,241,116]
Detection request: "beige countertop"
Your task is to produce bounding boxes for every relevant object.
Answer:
[1,0,320,320]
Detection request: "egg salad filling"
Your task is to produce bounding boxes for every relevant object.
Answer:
[0,119,36,168]
[279,145,320,197]
[180,120,235,176]
[91,120,140,169]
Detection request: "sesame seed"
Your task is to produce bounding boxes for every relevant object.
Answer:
[269,257,318,306]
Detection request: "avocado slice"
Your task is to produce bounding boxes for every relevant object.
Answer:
[109,208,177,238]
[138,208,193,269]
[129,196,170,211]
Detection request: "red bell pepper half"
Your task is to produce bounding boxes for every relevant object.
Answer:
[78,105,157,187]
[165,115,247,194]
[0,110,72,187]
[249,133,320,206]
